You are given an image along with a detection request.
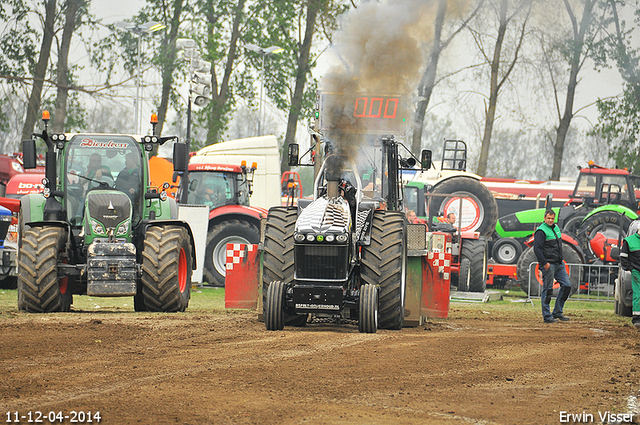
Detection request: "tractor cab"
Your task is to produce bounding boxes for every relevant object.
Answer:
[64,135,143,231]
[186,163,255,210]
[572,165,640,212]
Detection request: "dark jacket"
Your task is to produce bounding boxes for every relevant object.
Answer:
[533,222,563,266]
[115,167,140,198]
[620,233,640,272]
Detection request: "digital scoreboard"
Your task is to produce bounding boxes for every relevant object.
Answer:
[317,92,408,134]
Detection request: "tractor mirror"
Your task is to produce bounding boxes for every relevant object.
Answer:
[173,142,189,173]
[22,139,37,169]
[288,144,299,167]
[420,150,432,170]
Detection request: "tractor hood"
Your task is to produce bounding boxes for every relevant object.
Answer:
[296,196,351,234]
[84,190,133,243]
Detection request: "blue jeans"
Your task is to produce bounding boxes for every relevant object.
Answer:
[541,263,572,320]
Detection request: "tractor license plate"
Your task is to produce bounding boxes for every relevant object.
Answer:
[292,286,343,313]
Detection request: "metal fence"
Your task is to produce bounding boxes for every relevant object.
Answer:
[524,262,618,302]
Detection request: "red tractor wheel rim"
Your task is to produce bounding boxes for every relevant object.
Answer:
[178,247,187,293]
[60,259,68,294]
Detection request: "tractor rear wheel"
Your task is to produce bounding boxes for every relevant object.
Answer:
[358,283,378,333]
[576,211,632,263]
[265,280,285,330]
[141,226,192,312]
[262,206,307,326]
[517,244,581,297]
[361,211,406,330]
[204,219,259,287]
[18,227,72,312]
[461,237,488,293]
[429,177,498,237]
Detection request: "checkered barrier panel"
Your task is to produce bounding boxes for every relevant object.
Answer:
[226,243,256,271]
[427,251,452,281]
[225,243,260,309]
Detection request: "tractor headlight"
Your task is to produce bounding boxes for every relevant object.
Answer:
[336,234,348,243]
[306,234,315,242]
[90,219,106,235]
[294,233,305,242]
[325,234,335,242]
[116,219,130,236]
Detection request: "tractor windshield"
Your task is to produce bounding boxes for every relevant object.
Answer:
[187,171,244,209]
[64,135,143,225]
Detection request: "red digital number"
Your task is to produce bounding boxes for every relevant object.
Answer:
[353,96,399,119]
[354,97,368,117]
[384,98,398,119]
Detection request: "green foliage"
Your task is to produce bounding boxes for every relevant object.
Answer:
[0,0,37,78]
[592,85,640,172]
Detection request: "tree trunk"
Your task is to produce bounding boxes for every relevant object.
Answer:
[476,0,508,177]
[280,0,322,175]
[411,0,447,154]
[205,0,246,146]
[156,0,184,138]
[52,0,82,133]
[22,0,56,140]
[552,0,595,180]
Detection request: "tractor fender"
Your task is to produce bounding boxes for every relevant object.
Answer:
[139,219,197,269]
[583,204,638,221]
[208,205,267,223]
[20,193,46,225]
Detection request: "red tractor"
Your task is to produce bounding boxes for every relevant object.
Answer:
[183,162,267,287]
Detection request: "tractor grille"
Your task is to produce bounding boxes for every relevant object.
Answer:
[295,244,349,281]
[87,192,131,229]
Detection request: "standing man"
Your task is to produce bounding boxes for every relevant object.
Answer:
[619,227,640,327]
[533,209,572,323]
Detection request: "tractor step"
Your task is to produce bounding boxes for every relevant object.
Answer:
[450,290,502,303]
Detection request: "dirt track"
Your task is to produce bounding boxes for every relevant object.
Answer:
[2,301,640,425]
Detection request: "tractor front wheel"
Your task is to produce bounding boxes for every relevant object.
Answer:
[141,226,192,312]
[265,280,285,331]
[18,227,72,312]
[358,283,378,333]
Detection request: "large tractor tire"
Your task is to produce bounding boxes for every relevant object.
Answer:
[141,226,192,312]
[265,280,285,331]
[460,237,488,293]
[561,211,588,236]
[614,270,633,317]
[18,227,72,312]
[429,177,498,237]
[361,211,407,330]
[358,283,378,333]
[517,244,582,297]
[576,210,632,263]
[262,207,307,326]
[203,219,260,287]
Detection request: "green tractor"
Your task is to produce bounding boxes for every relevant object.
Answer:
[17,112,196,312]
[496,163,640,296]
